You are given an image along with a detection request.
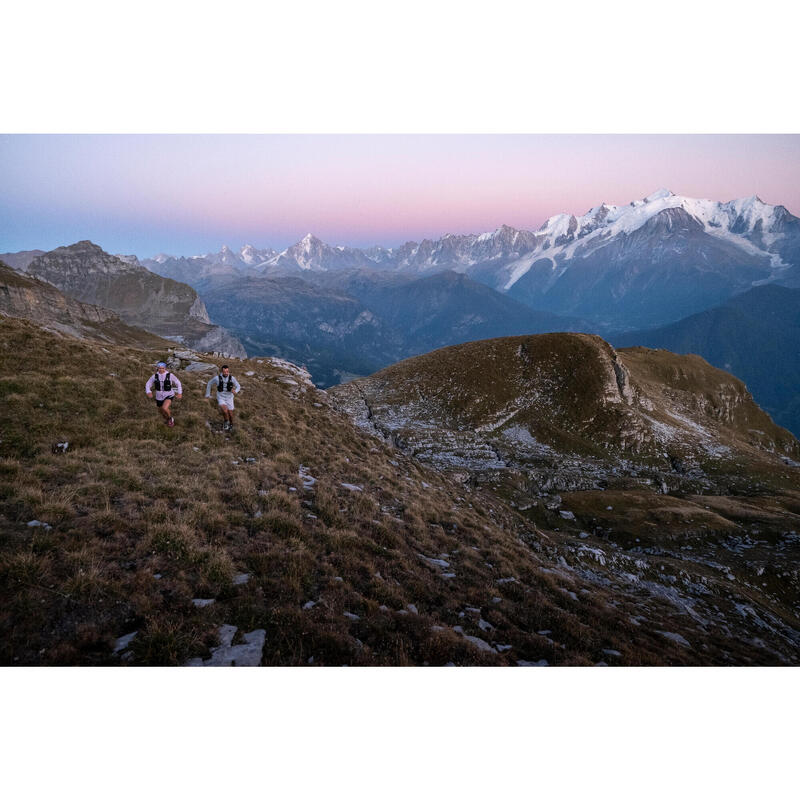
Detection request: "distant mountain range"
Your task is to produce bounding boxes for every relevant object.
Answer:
[139,189,800,330]
[613,284,800,436]
[200,269,586,386]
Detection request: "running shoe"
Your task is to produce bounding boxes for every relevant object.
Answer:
[167,417,175,427]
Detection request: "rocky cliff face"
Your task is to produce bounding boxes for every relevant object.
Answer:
[26,241,245,357]
[0,261,167,348]
[0,250,46,272]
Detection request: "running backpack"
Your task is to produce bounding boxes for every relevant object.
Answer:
[218,375,234,392]
[153,372,172,392]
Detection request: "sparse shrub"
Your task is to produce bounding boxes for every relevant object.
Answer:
[263,512,303,539]
[196,546,235,588]
[0,551,52,585]
[130,618,205,666]
[145,524,201,562]
[263,489,299,514]
[63,560,107,599]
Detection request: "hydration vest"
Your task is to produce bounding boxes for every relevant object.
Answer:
[218,374,234,392]
[152,372,172,392]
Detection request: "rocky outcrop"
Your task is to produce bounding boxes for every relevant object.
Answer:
[331,333,800,499]
[26,241,245,357]
[180,321,247,358]
[0,261,167,348]
[0,250,46,272]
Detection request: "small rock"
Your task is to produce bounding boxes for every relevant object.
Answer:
[233,573,250,585]
[658,631,692,648]
[192,598,216,608]
[517,659,549,667]
[453,626,495,653]
[343,612,360,621]
[113,631,138,654]
[184,362,218,373]
[184,624,265,667]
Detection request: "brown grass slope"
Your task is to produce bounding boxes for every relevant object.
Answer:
[4,317,788,666]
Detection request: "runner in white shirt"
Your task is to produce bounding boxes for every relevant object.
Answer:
[145,361,183,427]
[205,364,241,431]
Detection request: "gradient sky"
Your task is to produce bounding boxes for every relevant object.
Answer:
[2,134,799,257]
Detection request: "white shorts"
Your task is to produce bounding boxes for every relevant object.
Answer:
[217,392,235,410]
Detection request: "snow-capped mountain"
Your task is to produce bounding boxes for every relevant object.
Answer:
[204,243,278,268]
[258,233,376,274]
[239,243,277,266]
[499,190,800,328]
[140,190,800,328]
[498,189,794,289]
[141,244,279,288]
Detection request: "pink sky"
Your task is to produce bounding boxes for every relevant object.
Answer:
[1,134,799,255]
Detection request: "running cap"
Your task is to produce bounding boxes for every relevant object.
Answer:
[156,361,167,368]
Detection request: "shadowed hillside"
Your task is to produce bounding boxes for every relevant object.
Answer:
[612,284,800,437]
